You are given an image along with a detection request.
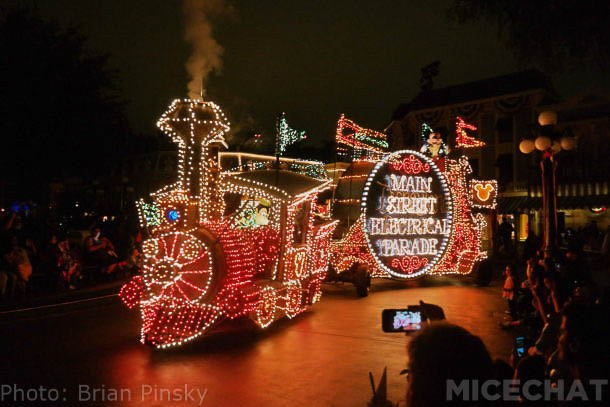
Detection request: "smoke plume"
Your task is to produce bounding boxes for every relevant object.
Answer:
[182,0,231,99]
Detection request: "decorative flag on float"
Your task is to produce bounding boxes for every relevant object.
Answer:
[455,116,485,148]
[336,114,389,159]
[275,112,307,156]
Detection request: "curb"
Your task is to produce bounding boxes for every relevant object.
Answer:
[0,293,120,322]
[0,280,127,321]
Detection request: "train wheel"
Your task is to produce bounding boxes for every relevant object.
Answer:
[255,286,277,328]
[284,282,303,318]
[306,278,322,304]
[354,264,370,297]
[141,232,215,306]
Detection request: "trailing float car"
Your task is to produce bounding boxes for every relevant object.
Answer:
[120,99,337,348]
[328,116,497,296]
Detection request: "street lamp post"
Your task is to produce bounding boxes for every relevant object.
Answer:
[519,111,575,257]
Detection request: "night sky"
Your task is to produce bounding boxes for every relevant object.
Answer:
[16,0,610,146]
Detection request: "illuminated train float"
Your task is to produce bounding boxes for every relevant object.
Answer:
[120,99,337,348]
[329,116,497,296]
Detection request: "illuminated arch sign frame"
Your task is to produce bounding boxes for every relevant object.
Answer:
[361,150,454,279]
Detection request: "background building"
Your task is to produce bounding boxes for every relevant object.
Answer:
[387,70,610,255]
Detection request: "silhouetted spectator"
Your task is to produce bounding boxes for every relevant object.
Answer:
[0,268,17,301]
[42,234,62,289]
[498,215,514,254]
[565,228,582,255]
[493,358,514,382]
[516,259,538,318]
[523,229,540,261]
[583,220,600,250]
[117,247,140,277]
[3,236,31,298]
[529,265,549,324]
[560,251,591,301]
[513,355,547,406]
[555,302,610,404]
[58,237,81,289]
[502,259,547,331]
[568,283,596,308]
[542,272,563,315]
[405,323,494,406]
[502,265,518,319]
[528,271,562,357]
[85,227,118,273]
[24,236,39,271]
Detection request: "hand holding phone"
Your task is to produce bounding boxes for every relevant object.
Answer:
[382,306,424,333]
[515,336,525,359]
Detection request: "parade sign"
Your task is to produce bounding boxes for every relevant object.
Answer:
[361,150,453,279]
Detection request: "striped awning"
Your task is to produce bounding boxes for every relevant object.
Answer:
[497,196,540,213]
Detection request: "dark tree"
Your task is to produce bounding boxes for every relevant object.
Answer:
[419,60,441,93]
[447,1,610,72]
[0,6,130,201]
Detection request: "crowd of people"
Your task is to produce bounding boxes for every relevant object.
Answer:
[0,210,141,304]
[497,216,610,264]
[370,238,609,406]
[494,247,608,405]
[397,309,609,406]
[374,251,609,406]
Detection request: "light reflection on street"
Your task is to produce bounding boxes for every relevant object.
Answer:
[3,278,512,406]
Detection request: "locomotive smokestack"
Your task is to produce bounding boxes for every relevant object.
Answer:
[157,98,230,222]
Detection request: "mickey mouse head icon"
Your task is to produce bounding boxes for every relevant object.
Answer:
[474,183,494,201]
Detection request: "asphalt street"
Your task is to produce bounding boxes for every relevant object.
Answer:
[1,277,513,406]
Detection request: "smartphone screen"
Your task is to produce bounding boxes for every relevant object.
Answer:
[382,307,423,332]
[515,336,525,358]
